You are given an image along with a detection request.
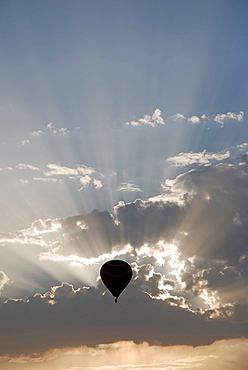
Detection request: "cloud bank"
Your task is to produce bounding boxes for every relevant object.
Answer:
[1,159,248,359]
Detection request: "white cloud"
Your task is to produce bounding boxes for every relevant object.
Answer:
[23,218,62,236]
[214,111,244,127]
[31,130,44,136]
[116,182,143,192]
[172,113,186,121]
[0,167,12,171]
[33,177,59,182]
[16,163,39,170]
[124,109,165,127]
[46,122,70,135]
[20,179,29,184]
[188,115,201,124]
[44,164,94,177]
[79,175,91,190]
[45,164,78,177]
[167,149,230,167]
[47,122,56,133]
[58,127,70,135]
[0,271,10,292]
[171,110,245,126]
[0,232,28,245]
[43,163,103,191]
[18,139,30,147]
[122,109,244,128]
[93,179,103,189]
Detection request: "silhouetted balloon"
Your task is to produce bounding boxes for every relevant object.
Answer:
[100,260,132,303]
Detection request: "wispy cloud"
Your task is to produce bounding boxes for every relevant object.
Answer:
[33,177,60,182]
[172,113,186,121]
[44,164,94,177]
[31,130,44,136]
[167,149,230,167]
[116,182,143,192]
[16,163,39,171]
[0,167,12,171]
[46,122,70,135]
[167,142,248,168]
[17,139,30,147]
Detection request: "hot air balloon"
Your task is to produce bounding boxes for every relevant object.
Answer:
[100,260,132,303]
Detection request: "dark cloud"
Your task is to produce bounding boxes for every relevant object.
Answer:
[0,277,247,358]
[33,200,184,259]
[57,210,120,258]
[174,164,248,261]
[115,199,184,247]
[2,161,248,359]
[44,163,248,297]
[42,163,248,265]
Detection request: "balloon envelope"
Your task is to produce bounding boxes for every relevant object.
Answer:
[100,260,132,302]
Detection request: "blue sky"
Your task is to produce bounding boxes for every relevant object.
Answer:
[1,1,248,369]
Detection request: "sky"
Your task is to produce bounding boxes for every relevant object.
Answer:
[1,0,248,369]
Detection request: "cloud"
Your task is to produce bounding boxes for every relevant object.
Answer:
[113,200,184,248]
[124,109,165,127]
[46,163,94,177]
[20,179,29,184]
[171,111,244,127]
[172,113,186,121]
[79,175,92,190]
[0,232,28,245]
[33,177,60,182]
[0,279,248,358]
[46,122,70,135]
[158,162,248,305]
[42,163,102,190]
[0,167,12,171]
[4,159,248,315]
[16,163,39,171]
[46,122,56,133]
[31,130,44,136]
[2,160,248,358]
[93,179,103,189]
[122,109,244,128]
[116,182,143,192]
[23,218,63,236]
[58,127,70,135]
[214,111,244,127]
[44,163,94,177]
[167,149,230,167]
[188,115,201,124]
[166,142,248,168]
[18,139,30,147]
[0,271,10,292]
